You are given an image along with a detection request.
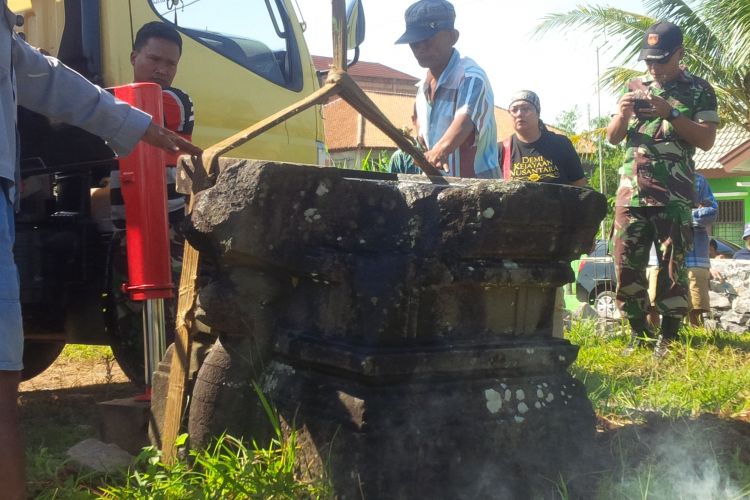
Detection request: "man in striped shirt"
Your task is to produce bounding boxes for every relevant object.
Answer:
[396,0,499,178]
[110,21,195,229]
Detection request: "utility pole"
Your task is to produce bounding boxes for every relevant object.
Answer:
[596,44,606,243]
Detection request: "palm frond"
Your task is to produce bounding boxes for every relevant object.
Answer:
[700,0,750,67]
[600,67,642,94]
[535,6,654,63]
[538,0,750,130]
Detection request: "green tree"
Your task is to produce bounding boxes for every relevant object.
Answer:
[536,0,750,130]
[555,105,581,134]
[573,115,624,236]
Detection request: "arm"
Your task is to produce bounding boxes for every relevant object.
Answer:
[425,74,491,173]
[692,177,718,227]
[13,37,199,156]
[424,114,475,172]
[560,135,587,187]
[606,92,635,145]
[642,94,717,150]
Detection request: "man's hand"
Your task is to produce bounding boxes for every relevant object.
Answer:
[633,93,671,120]
[709,268,724,281]
[142,121,202,156]
[424,147,450,173]
[607,93,638,145]
[616,92,637,120]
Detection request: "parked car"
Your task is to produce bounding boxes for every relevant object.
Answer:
[712,237,742,259]
[575,237,740,318]
[575,240,617,319]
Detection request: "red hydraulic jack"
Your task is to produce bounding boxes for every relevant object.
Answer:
[113,83,173,401]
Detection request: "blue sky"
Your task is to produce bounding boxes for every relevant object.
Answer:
[294,0,647,131]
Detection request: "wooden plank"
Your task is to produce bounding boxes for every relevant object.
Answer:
[160,197,200,463]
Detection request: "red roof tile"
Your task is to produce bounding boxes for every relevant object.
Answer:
[313,55,419,83]
[323,91,518,151]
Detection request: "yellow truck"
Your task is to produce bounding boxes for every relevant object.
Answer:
[11,0,331,381]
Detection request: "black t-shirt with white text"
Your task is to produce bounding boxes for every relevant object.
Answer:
[509,130,584,184]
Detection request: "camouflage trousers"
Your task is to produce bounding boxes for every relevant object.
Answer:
[612,205,693,321]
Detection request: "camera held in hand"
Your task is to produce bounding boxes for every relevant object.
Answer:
[632,91,652,119]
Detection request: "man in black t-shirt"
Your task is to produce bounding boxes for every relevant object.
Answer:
[501,90,586,186]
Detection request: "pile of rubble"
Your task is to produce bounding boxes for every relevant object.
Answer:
[569,258,750,335]
[708,259,750,334]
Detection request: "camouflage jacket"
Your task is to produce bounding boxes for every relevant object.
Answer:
[615,70,719,209]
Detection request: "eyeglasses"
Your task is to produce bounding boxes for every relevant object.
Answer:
[509,105,536,116]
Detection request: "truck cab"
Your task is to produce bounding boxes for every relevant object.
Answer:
[11,0,325,381]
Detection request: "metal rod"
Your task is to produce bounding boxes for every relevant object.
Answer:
[142,298,166,386]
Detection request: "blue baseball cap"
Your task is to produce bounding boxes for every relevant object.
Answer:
[395,0,455,45]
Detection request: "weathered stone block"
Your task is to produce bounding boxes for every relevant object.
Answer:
[168,158,607,499]
[97,397,149,455]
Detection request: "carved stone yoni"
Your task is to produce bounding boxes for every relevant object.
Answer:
[167,158,607,499]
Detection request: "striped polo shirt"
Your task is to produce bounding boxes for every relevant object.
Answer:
[415,49,499,179]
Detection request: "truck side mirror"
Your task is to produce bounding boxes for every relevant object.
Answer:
[345,0,365,67]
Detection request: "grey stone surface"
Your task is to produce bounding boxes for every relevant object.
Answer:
[733,296,750,315]
[720,320,749,335]
[709,291,732,310]
[96,397,149,455]
[709,260,750,334]
[66,439,134,473]
[168,159,607,499]
[718,310,750,326]
[573,303,598,320]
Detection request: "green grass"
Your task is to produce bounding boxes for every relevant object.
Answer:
[58,344,115,363]
[99,432,330,499]
[568,320,750,420]
[99,386,331,499]
[565,321,750,499]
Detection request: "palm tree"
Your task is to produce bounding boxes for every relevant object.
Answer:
[536,0,750,130]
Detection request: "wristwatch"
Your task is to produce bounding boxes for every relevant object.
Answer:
[666,107,681,122]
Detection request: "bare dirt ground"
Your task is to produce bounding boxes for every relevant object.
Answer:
[18,349,142,496]
[19,352,130,392]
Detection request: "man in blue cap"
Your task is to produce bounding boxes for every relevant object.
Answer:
[396,0,498,179]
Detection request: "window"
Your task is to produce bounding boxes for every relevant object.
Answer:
[713,199,745,246]
[150,0,303,91]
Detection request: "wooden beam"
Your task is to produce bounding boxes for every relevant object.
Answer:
[331,0,347,70]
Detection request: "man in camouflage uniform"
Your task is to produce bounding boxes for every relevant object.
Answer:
[606,21,719,356]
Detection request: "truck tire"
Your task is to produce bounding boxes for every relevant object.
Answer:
[21,340,65,381]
